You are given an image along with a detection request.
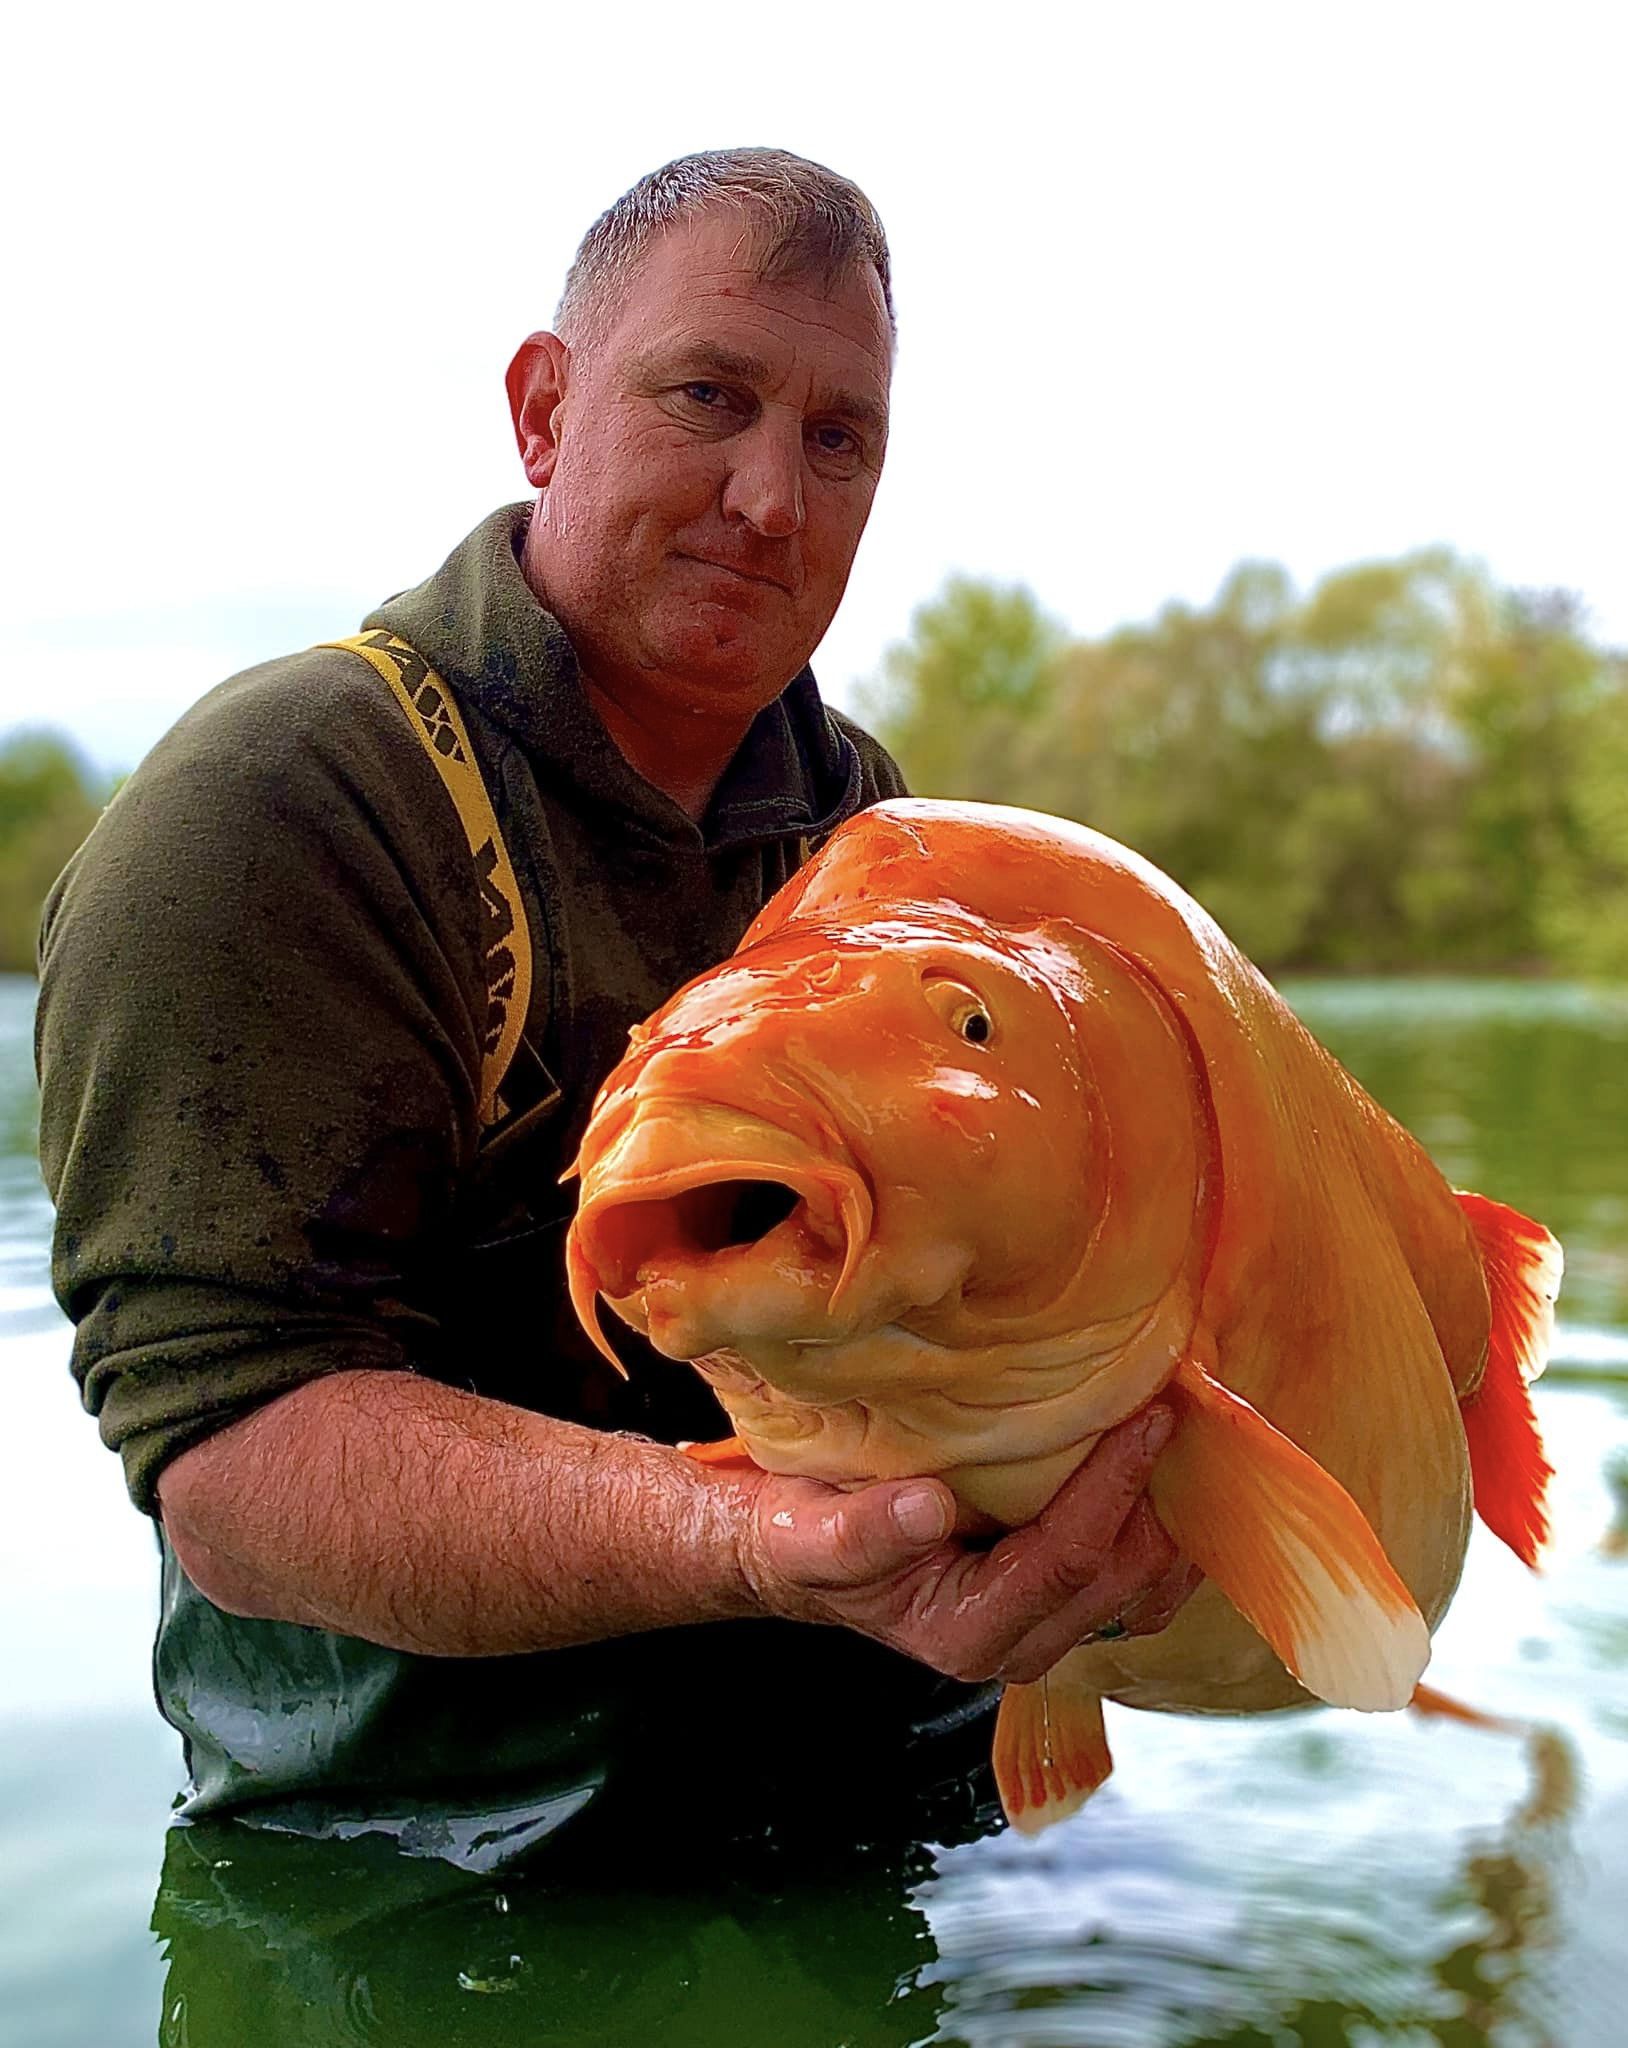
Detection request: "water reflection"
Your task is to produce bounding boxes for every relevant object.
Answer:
[1601,1454,1628,1560]
[918,1721,1582,2048]
[0,977,59,1338]
[153,1820,946,2048]
[148,1715,1598,2048]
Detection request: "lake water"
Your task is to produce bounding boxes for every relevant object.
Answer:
[2,970,1625,2048]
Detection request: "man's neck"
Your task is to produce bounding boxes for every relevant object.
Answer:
[582,677,750,823]
[520,516,767,823]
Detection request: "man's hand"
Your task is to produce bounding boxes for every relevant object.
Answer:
[733,1406,1199,1685]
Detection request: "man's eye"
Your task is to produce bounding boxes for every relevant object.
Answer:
[810,424,858,457]
[684,383,728,408]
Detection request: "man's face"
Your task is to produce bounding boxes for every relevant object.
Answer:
[524,209,893,717]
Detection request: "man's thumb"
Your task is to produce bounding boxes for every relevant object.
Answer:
[756,1476,956,1595]
[887,1482,955,1547]
[814,1480,954,1584]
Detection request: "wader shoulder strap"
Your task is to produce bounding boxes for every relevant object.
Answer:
[321,631,532,1129]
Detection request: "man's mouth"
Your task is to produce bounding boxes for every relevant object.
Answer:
[675,552,791,594]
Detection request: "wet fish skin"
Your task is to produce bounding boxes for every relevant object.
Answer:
[566,800,1558,1830]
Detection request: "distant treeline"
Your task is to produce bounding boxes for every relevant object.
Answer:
[863,551,1628,977]
[0,734,106,974]
[3,551,1626,978]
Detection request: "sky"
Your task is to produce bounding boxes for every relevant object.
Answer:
[6,1,1625,776]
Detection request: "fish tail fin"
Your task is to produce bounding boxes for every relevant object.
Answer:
[1147,1353,1430,1712]
[1454,1191,1560,1568]
[993,1659,1113,1835]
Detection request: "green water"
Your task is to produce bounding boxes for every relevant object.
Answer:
[2,972,1625,2048]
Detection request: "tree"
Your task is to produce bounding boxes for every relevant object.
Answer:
[0,732,104,972]
[859,578,1064,801]
[1449,591,1611,966]
[867,549,1626,977]
[1537,676,1628,977]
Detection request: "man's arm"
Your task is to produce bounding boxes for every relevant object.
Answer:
[36,652,498,1510]
[158,1370,1190,1683]
[43,656,1193,1677]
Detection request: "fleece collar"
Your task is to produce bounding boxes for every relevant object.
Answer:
[367,504,864,853]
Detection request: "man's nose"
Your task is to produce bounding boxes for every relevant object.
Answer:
[721,418,805,538]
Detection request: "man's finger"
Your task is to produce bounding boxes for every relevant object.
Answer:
[956,1405,1175,1620]
[844,1407,1180,1679]
[761,1477,956,1591]
[986,1499,1181,1683]
[1034,1404,1176,1544]
[1117,1556,1205,1639]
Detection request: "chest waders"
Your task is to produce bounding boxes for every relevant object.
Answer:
[153,635,997,1870]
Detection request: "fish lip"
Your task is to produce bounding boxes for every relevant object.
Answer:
[570,1101,875,1331]
[582,1155,840,1259]
[577,1100,860,1216]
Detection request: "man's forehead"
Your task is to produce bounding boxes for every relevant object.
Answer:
[602,212,893,382]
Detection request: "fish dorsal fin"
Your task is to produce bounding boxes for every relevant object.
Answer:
[1147,1351,1430,1711]
[1454,1191,1561,1567]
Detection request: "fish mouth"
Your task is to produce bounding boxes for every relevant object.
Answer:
[566,1102,873,1371]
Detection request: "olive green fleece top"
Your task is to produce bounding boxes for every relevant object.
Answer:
[36,503,909,1510]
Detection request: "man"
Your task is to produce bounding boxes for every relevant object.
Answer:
[38,150,1190,1865]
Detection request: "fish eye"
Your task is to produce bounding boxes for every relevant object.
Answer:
[923,975,995,1048]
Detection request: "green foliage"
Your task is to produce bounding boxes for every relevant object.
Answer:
[868,554,1627,977]
[0,732,104,973]
[1538,685,1628,977]
[854,578,1065,802]
[6,562,1623,982]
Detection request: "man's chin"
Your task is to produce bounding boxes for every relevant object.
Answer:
[649,617,817,708]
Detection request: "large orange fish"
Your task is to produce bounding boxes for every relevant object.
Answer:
[565,801,1560,1831]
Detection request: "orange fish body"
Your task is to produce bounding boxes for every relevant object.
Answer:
[566,801,1560,1830]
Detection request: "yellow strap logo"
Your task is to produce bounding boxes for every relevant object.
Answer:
[322,632,532,1128]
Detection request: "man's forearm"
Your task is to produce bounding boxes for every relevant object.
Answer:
[156,1370,760,1655]
[157,1368,1195,1682]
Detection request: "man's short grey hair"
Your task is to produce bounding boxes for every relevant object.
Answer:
[555,147,895,350]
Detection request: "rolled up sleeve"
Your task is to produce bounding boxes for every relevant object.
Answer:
[35,649,490,1511]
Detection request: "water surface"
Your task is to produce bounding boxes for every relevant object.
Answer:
[3,972,1625,2047]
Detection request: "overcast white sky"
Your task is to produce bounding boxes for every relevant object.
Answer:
[6,1,1624,775]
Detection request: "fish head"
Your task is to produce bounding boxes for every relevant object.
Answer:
[565,910,1107,1394]
[566,888,1210,1451]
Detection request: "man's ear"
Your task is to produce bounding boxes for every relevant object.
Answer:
[506,332,571,489]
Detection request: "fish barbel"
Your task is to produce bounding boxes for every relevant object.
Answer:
[565,801,1560,1831]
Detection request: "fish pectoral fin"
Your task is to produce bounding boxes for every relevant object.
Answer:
[993,1662,1113,1835]
[1147,1353,1430,1713]
[679,1435,755,1467]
